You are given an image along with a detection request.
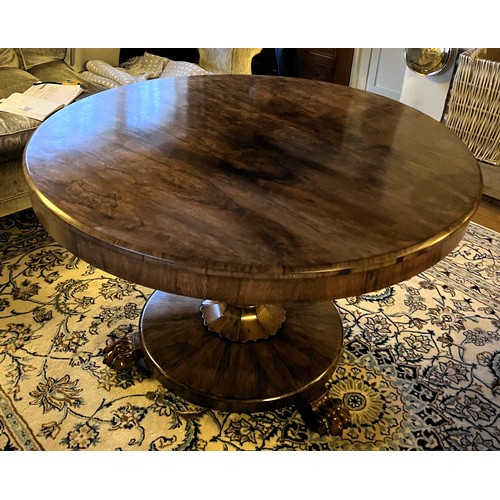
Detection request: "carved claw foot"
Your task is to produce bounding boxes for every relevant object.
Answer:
[103,333,143,370]
[298,392,352,436]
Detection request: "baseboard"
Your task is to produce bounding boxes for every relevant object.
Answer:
[479,161,500,201]
[0,192,32,218]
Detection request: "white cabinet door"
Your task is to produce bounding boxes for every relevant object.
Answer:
[365,48,406,101]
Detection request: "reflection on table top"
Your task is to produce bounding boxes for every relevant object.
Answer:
[24,75,482,303]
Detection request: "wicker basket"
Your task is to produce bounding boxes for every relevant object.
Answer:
[445,48,500,166]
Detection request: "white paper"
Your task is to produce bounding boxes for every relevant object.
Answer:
[0,83,82,121]
[24,83,82,106]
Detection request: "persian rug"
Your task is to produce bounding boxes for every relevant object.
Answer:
[0,209,499,451]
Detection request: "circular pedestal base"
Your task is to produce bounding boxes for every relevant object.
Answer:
[139,291,344,413]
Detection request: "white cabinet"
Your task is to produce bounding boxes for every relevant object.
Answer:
[350,48,406,101]
[366,48,406,100]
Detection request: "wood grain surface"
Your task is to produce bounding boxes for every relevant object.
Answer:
[23,75,482,304]
[140,291,344,412]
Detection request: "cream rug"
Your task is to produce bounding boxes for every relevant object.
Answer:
[1,209,499,450]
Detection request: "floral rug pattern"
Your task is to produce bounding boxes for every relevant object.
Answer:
[1,209,499,451]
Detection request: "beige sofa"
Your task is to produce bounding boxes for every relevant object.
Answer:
[0,48,107,217]
[0,48,262,218]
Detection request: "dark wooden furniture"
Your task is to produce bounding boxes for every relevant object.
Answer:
[119,48,200,65]
[296,49,354,84]
[23,75,482,435]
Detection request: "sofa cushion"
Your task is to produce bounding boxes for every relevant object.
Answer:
[0,49,21,68]
[0,67,40,161]
[0,112,39,162]
[0,61,105,163]
[17,48,66,70]
[28,60,106,93]
[0,67,40,100]
[0,157,31,216]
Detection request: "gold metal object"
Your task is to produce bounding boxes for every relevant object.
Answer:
[200,300,286,342]
[404,48,452,76]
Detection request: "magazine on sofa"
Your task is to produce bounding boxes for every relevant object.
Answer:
[0,82,82,121]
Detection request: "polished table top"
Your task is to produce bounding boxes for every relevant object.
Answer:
[23,75,482,305]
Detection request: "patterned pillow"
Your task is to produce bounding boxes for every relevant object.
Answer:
[160,60,209,78]
[122,52,168,78]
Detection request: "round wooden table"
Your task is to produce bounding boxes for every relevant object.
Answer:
[23,75,482,435]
